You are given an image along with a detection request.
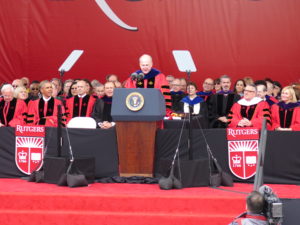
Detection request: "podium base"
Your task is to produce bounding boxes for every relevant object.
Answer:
[116,121,156,175]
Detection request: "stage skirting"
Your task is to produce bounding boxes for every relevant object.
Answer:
[0,126,300,184]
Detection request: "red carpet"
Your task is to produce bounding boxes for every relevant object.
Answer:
[0,179,299,225]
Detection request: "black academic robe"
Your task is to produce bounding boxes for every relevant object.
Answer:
[196,91,214,102]
[181,96,209,129]
[170,91,186,113]
[208,92,240,128]
[91,96,113,127]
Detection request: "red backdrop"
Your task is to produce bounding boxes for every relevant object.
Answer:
[1,0,300,86]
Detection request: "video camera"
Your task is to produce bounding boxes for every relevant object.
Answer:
[259,185,283,225]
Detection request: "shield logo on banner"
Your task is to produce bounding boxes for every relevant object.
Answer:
[228,140,258,179]
[15,137,44,175]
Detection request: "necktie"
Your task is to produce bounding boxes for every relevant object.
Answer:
[79,97,83,116]
[3,102,9,125]
[44,101,48,117]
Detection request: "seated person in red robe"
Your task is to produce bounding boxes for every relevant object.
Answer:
[0,84,27,127]
[27,80,65,127]
[271,86,300,131]
[65,79,96,124]
[124,54,171,111]
[92,81,115,129]
[228,84,271,130]
[255,80,278,107]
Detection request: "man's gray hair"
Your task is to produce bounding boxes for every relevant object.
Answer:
[247,83,257,91]
[220,74,231,81]
[39,80,51,89]
[93,83,104,88]
[1,84,14,94]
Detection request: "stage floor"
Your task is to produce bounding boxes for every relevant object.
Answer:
[0,178,299,198]
[0,179,299,225]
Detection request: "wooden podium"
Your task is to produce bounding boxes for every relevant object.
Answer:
[111,89,166,177]
[116,121,157,176]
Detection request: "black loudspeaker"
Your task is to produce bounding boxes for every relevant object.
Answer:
[43,156,95,184]
[155,158,210,188]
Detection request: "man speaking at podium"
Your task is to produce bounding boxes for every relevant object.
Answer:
[124,54,171,110]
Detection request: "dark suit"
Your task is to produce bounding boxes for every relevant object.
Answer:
[91,97,113,127]
[208,93,240,128]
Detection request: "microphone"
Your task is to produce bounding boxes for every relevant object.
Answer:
[137,73,144,80]
[131,73,138,81]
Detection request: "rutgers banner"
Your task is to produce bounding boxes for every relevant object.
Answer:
[227,128,259,180]
[15,125,45,175]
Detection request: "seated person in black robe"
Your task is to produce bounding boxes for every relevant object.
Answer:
[170,78,186,113]
[196,78,214,102]
[208,75,240,128]
[92,82,115,129]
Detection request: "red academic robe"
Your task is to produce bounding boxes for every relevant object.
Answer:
[65,95,96,124]
[27,97,65,127]
[124,69,172,110]
[228,97,271,130]
[271,103,300,131]
[0,98,27,127]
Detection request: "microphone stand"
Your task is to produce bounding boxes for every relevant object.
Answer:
[59,69,65,79]
[185,69,193,160]
[188,107,193,160]
[158,117,186,190]
[57,123,88,187]
[57,105,62,157]
[194,116,233,187]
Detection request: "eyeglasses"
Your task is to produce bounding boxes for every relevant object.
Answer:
[12,85,18,88]
[31,88,39,91]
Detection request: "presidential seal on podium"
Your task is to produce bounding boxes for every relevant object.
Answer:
[126,92,145,111]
